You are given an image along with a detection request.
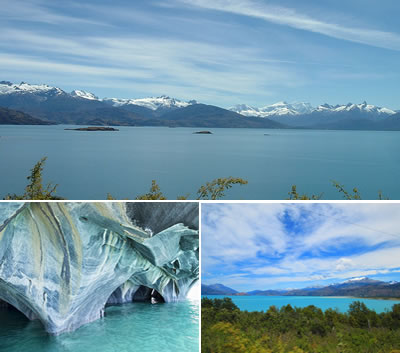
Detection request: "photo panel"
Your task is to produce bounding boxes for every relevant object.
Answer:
[0,201,199,352]
[201,202,400,353]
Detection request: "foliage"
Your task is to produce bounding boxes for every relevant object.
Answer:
[134,177,248,200]
[202,298,400,353]
[196,177,248,200]
[332,180,362,200]
[287,185,322,200]
[3,157,391,200]
[4,157,62,200]
[135,180,167,200]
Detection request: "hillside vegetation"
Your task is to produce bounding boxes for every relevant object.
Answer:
[202,297,400,353]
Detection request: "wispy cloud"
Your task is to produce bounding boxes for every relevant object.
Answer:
[1,0,398,107]
[174,0,400,51]
[0,0,106,26]
[0,28,301,102]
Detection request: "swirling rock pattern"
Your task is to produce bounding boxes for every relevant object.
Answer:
[0,202,198,334]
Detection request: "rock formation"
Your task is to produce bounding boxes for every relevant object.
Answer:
[0,202,198,334]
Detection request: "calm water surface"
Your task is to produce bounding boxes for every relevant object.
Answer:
[0,300,199,352]
[203,295,400,313]
[1,125,399,199]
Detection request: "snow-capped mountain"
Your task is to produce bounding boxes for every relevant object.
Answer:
[70,90,98,100]
[230,101,313,117]
[202,277,400,297]
[0,81,64,96]
[0,81,195,112]
[332,277,384,288]
[343,276,368,283]
[315,102,395,116]
[230,101,396,118]
[1,80,399,130]
[103,95,195,111]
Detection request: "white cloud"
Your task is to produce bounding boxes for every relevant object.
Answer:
[0,28,301,103]
[335,258,354,271]
[202,203,400,290]
[0,0,106,26]
[175,0,400,51]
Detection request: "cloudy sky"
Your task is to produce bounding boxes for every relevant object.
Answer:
[202,203,400,291]
[1,0,399,108]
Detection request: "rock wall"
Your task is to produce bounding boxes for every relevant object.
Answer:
[0,202,198,334]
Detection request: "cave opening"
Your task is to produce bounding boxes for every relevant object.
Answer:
[0,298,30,323]
[133,286,165,304]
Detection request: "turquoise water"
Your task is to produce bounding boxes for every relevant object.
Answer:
[203,295,400,313]
[1,125,400,199]
[0,300,199,352]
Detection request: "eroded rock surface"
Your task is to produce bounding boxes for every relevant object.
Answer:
[0,202,198,334]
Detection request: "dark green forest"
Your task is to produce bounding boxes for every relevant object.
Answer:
[201,297,400,353]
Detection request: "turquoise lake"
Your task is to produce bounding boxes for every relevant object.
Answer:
[203,295,400,313]
[1,125,400,199]
[0,300,199,352]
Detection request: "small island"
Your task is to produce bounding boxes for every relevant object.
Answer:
[193,130,212,134]
[65,127,119,131]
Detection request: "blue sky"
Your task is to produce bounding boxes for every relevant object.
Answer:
[202,203,400,291]
[1,0,399,108]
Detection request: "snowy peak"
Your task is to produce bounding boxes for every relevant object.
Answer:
[104,95,194,111]
[231,101,396,118]
[316,102,396,115]
[0,81,194,110]
[0,81,64,96]
[1,80,397,119]
[70,90,98,100]
[332,277,385,287]
[343,276,368,283]
[229,104,260,117]
[230,101,313,117]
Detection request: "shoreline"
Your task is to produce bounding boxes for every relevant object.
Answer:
[202,294,400,301]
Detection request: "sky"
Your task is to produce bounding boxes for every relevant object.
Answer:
[1,0,399,109]
[202,203,400,291]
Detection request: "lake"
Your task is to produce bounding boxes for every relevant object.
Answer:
[0,299,199,352]
[1,125,400,199]
[202,295,400,313]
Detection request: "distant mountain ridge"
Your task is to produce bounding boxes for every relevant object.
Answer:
[0,80,284,128]
[0,107,55,125]
[230,100,399,130]
[230,101,396,118]
[202,284,238,295]
[0,80,399,130]
[203,277,400,298]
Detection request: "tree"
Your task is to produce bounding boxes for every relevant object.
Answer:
[135,180,166,200]
[196,177,248,200]
[287,185,322,200]
[332,181,362,200]
[348,301,371,328]
[4,157,62,200]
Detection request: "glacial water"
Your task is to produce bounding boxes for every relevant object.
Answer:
[1,125,400,199]
[203,295,400,314]
[0,300,199,352]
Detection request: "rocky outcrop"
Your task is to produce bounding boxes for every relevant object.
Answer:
[0,202,198,334]
[64,127,119,131]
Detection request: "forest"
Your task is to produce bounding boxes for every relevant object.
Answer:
[201,297,400,353]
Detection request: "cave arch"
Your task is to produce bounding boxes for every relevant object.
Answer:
[132,286,165,303]
[0,202,199,334]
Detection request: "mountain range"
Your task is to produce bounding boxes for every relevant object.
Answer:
[202,277,400,298]
[0,107,55,125]
[1,80,399,130]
